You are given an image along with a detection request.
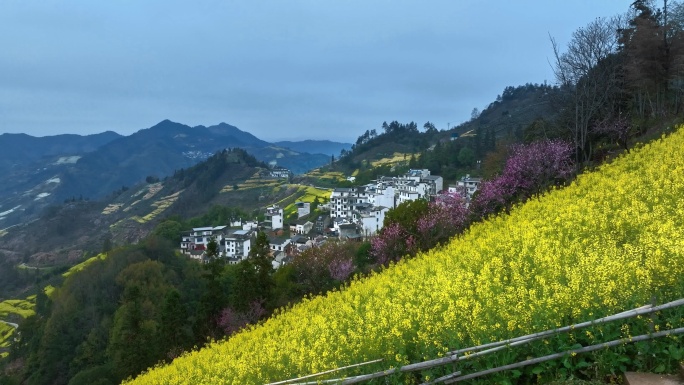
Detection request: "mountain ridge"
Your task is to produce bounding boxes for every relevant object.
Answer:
[0,120,350,230]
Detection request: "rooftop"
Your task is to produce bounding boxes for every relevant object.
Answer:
[192,225,227,232]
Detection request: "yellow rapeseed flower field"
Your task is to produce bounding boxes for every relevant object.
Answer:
[127,129,684,384]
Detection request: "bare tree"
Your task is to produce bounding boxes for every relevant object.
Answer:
[550,16,624,165]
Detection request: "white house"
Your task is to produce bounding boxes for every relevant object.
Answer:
[270,167,291,179]
[221,229,252,263]
[295,201,310,218]
[295,220,314,235]
[338,223,361,240]
[357,206,389,236]
[265,205,284,230]
[242,220,259,231]
[368,185,395,210]
[422,174,444,195]
[330,187,371,219]
[181,226,256,263]
[269,236,291,253]
[180,226,228,254]
[450,175,482,198]
[272,252,292,269]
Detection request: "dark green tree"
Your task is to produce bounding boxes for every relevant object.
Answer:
[383,199,430,236]
[206,236,219,260]
[457,146,475,167]
[152,220,183,244]
[195,257,227,339]
[250,231,274,306]
[231,231,274,312]
[107,285,159,381]
[102,236,112,254]
[354,241,372,271]
[107,260,173,380]
[159,289,190,358]
[230,260,259,312]
[423,121,438,133]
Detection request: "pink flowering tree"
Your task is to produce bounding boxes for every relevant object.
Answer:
[328,258,355,281]
[370,222,416,265]
[218,300,267,336]
[502,139,574,195]
[290,241,357,294]
[416,192,470,249]
[470,177,515,218]
[593,116,631,150]
[371,192,470,265]
[472,139,574,218]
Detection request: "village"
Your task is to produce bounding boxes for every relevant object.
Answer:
[179,169,481,268]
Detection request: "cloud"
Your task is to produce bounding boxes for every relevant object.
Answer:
[0,0,630,141]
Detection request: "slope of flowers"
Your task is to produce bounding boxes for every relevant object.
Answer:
[127,130,684,384]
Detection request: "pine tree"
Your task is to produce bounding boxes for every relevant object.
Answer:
[160,289,189,357]
[250,231,274,305]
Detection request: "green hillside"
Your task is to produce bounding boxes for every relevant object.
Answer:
[126,129,684,384]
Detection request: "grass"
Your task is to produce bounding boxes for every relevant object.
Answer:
[0,298,35,319]
[221,171,283,193]
[230,180,281,192]
[304,169,347,183]
[0,322,11,358]
[0,295,36,352]
[0,281,64,353]
[142,183,163,200]
[44,285,55,297]
[281,186,331,218]
[0,322,14,348]
[102,203,124,215]
[370,152,412,167]
[62,253,107,278]
[103,183,167,216]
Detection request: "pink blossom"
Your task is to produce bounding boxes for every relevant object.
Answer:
[219,301,267,336]
[328,258,354,281]
[472,139,574,217]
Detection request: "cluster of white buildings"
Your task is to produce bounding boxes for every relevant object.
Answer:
[329,169,444,237]
[180,169,482,263]
[180,225,255,264]
[179,204,325,267]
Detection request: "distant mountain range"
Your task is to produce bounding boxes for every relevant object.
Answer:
[0,120,351,228]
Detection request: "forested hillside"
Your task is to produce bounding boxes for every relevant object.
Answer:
[319,83,559,185]
[125,123,684,385]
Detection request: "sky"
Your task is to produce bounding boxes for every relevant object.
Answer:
[0,1,631,143]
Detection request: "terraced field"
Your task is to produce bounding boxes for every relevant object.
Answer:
[221,172,283,192]
[370,152,413,167]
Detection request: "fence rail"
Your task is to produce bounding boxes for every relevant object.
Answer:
[265,298,684,385]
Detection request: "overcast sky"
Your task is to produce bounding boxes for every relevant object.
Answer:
[0,1,630,142]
